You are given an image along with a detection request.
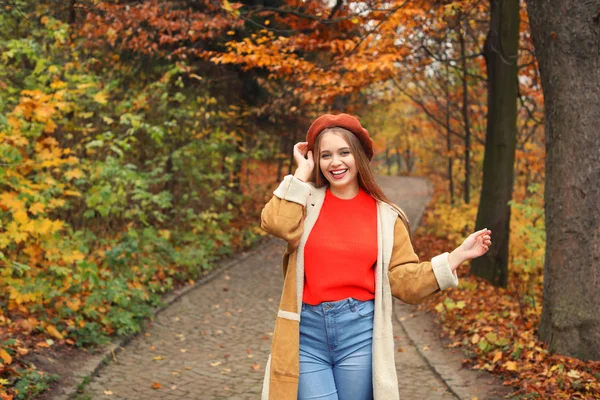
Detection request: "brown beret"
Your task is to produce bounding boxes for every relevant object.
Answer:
[306,113,374,161]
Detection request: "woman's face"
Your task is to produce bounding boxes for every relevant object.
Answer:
[318,131,358,189]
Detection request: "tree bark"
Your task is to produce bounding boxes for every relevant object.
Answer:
[445,58,455,206]
[527,0,600,360]
[458,19,472,204]
[470,0,520,288]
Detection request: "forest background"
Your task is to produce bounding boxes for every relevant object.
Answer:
[0,0,598,399]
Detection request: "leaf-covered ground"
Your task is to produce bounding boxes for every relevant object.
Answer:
[413,189,600,400]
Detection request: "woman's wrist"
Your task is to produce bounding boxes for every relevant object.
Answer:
[294,168,311,182]
[448,249,465,272]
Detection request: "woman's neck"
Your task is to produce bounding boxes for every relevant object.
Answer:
[329,181,360,199]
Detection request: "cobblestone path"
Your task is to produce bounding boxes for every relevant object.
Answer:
[80,176,463,399]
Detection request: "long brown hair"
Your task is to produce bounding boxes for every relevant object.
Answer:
[312,127,411,233]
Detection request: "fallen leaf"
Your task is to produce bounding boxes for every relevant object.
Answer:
[471,334,480,344]
[210,361,222,367]
[251,362,261,371]
[567,370,581,379]
[492,351,503,364]
[152,382,161,390]
[505,361,518,371]
[0,349,12,365]
[104,390,113,395]
[46,325,64,340]
[152,355,163,361]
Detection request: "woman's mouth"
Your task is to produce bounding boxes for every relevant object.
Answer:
[330,169,348,180]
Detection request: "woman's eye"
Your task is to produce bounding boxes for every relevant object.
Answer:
[341,151,350,156]
[321,154,330,159]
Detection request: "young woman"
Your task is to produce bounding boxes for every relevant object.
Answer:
[260,113,491,400]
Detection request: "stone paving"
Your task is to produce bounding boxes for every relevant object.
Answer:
[77,176,501,399]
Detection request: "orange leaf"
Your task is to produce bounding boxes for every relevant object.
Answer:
[152,382,162,389]
[492,351,503,364]
[46,324,64,340]
[0,349,12,365]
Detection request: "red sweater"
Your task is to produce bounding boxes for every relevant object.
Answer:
[303,187,378,305]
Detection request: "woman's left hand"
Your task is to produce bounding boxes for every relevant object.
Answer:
[448,228,492,272]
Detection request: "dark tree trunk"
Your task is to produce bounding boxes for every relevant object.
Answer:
[394,134,402,175]
[527,0,600,360]
[385,142,393,175]
[445,60,455,206]
[403,129,413,173]
[459,20,472,204]
[470,0,520,288]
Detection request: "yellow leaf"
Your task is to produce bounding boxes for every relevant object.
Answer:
[29,202,46,215]
[44,119,57,133]
[46,324,64,340]
[93,91,109,105]
[50,80,67,89]
[0,192,25,212]
[471,333,480,344]
[77,83,95,90]
[65,168,84,180]
[36,218,54,235]
[13,210,28,224]
[504,361,518,371]
[63,189,81,197]
[66,298,81,311]
[0,349,12,365]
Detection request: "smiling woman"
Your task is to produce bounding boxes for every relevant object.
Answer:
[259,113,493,400]
[316,129,359,199]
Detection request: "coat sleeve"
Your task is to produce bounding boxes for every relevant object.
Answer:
[388,216,459,305]
[260,174,311,249]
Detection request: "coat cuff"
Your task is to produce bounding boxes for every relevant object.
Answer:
[431,252,459,290]
[273,175,311,206]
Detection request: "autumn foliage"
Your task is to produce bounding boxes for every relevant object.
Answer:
[0,0,597,399]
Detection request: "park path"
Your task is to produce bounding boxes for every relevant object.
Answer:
[78,176,506,399]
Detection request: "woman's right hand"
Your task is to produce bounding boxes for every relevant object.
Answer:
[293,141,314,182]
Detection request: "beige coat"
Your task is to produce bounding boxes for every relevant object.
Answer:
[260,175,459,400]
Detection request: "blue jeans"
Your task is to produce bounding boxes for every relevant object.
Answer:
[298,297,374,400]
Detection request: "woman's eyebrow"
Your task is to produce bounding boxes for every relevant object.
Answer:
[320,147,350,153]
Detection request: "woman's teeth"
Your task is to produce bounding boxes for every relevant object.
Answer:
[331,169,348,179]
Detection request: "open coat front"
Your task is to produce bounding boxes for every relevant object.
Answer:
[260,175,459,400]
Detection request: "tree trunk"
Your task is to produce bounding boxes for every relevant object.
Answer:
[445,59,455,206]
[470,0,520,288]
[394,134,402,175]
[527,0,600,360]
[459,19,472,204]
[385,141,393,175]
